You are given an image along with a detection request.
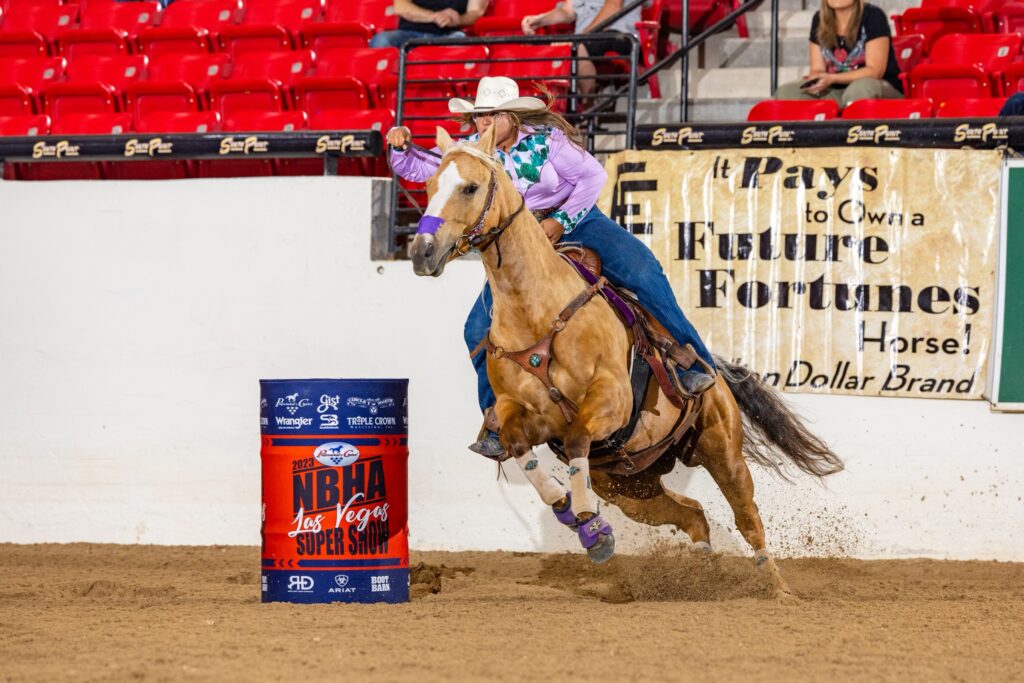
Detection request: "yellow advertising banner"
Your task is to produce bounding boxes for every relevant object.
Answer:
[597,148,1001,399]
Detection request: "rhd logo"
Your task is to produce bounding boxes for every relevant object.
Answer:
[287,575,315,592]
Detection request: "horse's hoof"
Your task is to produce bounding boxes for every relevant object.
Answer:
[586,532,615,564]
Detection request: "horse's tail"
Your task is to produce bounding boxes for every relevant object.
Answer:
[715,356,844,480]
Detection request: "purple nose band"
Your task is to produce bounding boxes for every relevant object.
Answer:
[417,215,444,235]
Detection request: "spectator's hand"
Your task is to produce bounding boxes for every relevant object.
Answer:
[521,14,541,35]
[540,217,564,244]
[802,70,834,95]
[439,7,461,24]
[386,126,411,150]
[432,9,457,27]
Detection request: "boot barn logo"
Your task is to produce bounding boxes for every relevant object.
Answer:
[313,442,360,468]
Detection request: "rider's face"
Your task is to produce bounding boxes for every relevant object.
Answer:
[474,112,514,146]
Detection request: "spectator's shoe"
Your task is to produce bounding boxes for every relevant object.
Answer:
[469,431,507,461]
[679,369,715,396]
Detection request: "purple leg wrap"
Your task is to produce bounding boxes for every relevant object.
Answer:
[576,514,613,550]
[552,493,577,527]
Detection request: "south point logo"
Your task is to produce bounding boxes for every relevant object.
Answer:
[846,124,902,144]
[275,393,313,429]
[32,140,80,159]
[124,138,173,157]
[314,134,366,154]
[740,125,795,146]
[219,136,269,155]
[649,127,705,146]
[329,574,355,594]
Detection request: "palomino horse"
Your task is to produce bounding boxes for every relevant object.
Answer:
[410,126,843,596]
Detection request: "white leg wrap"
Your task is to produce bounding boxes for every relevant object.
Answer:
[515,452,566,506]
[568,457,599,516]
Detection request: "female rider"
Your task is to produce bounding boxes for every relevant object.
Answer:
[387,76,715,459]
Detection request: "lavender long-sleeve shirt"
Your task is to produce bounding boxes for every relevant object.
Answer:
[388,126,606,233]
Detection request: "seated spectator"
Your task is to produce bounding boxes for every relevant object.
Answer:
[370,0,489,48]
[521,0,641,96]
[774,0,903,109]
[1000,93,1024,116]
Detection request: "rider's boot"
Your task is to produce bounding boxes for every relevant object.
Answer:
[679,365,715,396]
[468,406,507,461]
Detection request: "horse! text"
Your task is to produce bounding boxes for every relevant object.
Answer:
[410,126,843,597]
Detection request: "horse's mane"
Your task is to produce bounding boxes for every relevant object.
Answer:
[447,141,505,175]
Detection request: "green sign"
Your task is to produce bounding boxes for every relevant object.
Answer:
[989,160,1024,410]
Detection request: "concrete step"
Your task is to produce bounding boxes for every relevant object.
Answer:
[716,35,811,67]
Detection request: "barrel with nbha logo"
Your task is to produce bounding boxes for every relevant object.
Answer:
[260,379,409,604]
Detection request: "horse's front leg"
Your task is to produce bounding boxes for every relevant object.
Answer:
[563,373,631,564]
[496,399,567,507]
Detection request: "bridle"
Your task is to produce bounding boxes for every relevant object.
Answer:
[418,164,526,270]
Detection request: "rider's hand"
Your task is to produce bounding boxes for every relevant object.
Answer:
[386,126,411,150]
[521,14,540,34]
[540,217,564,244]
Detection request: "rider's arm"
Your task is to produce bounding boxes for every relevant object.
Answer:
[545,127,606,234]
[388,146,443,182]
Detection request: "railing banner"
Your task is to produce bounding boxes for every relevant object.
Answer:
[599,147,1002,399]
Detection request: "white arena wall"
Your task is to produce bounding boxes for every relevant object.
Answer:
[1,176,1021,561]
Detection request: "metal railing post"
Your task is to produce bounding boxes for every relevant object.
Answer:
[770,0,780,95]
[681,0,690,122]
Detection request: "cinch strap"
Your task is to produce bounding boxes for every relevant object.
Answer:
[417,215,444,235]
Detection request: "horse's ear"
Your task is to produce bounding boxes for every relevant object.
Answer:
[478,120,497,155]
[436,126,453,153]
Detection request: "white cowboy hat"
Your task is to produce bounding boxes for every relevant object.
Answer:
[448,76,546,114]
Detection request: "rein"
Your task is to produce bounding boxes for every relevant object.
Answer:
[447,168,526,269]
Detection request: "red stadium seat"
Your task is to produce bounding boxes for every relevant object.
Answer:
[936,97,1007,116]
[240,0,322,32]
[41,82,118,118]
[747,99,840,121]
[0,113,50,135]
[377,76,452,113]
[147,52,229,98]
[474,0,572,36]
[54,29,131,58]
[293,75,369,118]
[841,98,934,119]
[79,1,160,35]
[908,63,992,100]
[124,81,199,120]
[990,2,1024,33]
[231,49,315,88]
[666,0,750,40]
[314,46,398,102]
[0,55,65,93]
[11,162,104,180]
[134,109,220,132]
[1002,63,1024,98]
[160,0,241,33]
[208,78,284,119]
[487,43,571,111]
[893,33,926,74]
[51,111,132,134]
[299,22,373,53]
[65,54,148,91]
[406,45,490,96]
[0,83,36,115]
[928,33,1020,70]
[217,24,292,56]
[894,7,983,51]
[308,107,393,132]
[137,26,214,57]
[0,3,77,37]
[223,108,307,131]
[325,0,397,31]
[0,32,50,59]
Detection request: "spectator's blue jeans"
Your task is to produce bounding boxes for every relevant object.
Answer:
[1000,92,1024,116]
[463,207,716,413]
[369,29,466,48]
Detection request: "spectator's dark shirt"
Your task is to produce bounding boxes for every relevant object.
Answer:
[810,4,903,93]
[398,0,470,35]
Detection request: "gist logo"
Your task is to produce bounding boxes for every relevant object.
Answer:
[287,575,314,592]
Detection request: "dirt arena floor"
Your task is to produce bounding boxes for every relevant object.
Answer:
[1,544,1022,683]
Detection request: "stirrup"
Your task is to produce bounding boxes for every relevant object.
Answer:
[468,433,507,461]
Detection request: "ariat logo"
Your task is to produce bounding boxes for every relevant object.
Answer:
[124,138,173,157]
[952,122,1008,144]
[846,124,902,144]
[32,140,80,159]
[740,125,795,146]
[649,126,705,146]
[219,136,269,155]
[314,134,366,154]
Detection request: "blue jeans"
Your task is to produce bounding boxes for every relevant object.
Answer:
[463,207,716,413]
[369,29,466,48]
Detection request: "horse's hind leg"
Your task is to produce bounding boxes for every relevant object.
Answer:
[591,469,712,550]
[699,429,793,597]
